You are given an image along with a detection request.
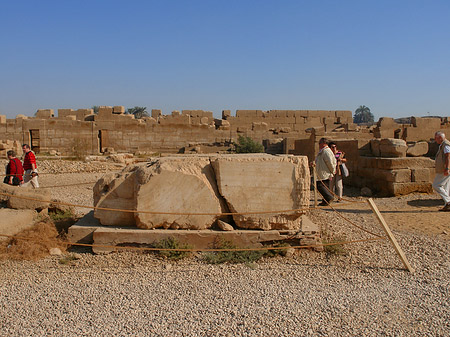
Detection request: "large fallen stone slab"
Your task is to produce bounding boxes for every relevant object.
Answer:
[0,208,36,241]
[0,184,51,210]
[93,157,224,229]
[212,154,310,230]
[133,157,223,229]
[93,166,137,226]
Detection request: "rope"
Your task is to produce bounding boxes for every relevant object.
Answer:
[313,181,383,237]
[39,181,98,189]
[0,170,120,177]
[0,232,386,252]
[320,176,366,204]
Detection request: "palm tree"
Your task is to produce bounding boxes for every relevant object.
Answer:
[126,106,149,119]
[353,105,374,124]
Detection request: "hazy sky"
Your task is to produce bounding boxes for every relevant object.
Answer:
[1,0,449,120]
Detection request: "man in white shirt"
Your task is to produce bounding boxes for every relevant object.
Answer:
[432,131,450,212]
[314,138,337,206]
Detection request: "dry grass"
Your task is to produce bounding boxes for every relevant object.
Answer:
[0,221,67,260]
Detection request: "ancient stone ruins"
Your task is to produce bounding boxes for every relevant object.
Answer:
[2,106,449,197]
[1,106,449,251]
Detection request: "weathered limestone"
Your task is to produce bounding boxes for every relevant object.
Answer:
[0,209,36,241]
[93,154,310,231]
[211,154,310,230]
[217,220,234,231]
[378,138,407,157]
[91,228,307,254]
[0,184,51,210]
[355,156,435,196]
[406,141,428,157]
[93,167,137,226]
[67,211,100,244]
[133,157,223,229]
[411,168,431,182]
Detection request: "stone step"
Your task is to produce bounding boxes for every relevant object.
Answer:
[91,227,318,254]
[68,212,320,254]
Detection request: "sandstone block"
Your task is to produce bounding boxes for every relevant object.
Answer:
[35,109,54,119]
[0,184,51,210]
[386,182,433,196]
[211,154,310,230]
[411,117,440,129]
[217,220,234,231]
[375,169,411,183]
[411,168,430,182]
[375,157,435,170]
[92,228,305,254]
[113,106,125,114]
[93,169,137,226]
[406,141,428,157]
[134,158,223,229]
[0,115,6,124]
[0,209,36,241]
[98,106,113,114]
[379,138,407,157]
[370,139,381,156]
[151,109,162,119]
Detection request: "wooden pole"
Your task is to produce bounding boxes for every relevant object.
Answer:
[313,166,318,207]
[367,198,414,273]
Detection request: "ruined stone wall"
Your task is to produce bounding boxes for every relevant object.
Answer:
[0,107,354,155]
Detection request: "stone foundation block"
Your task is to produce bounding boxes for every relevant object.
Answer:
[411,168,431,182]
[386,182,433,196]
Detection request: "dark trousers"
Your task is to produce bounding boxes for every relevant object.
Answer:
[317,179,334,202]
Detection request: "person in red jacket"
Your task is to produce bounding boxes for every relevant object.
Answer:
[21,144,39,188]
[5,150,24,185]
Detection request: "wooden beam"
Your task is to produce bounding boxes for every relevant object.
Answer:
[367,198,414,273]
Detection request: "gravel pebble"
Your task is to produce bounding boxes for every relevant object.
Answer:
[0,161,449,336]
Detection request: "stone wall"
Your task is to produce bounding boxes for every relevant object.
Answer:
[0,107,354,155]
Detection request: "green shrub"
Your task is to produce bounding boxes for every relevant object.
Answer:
[203,237,266,264]
[152,237,192,260]
[235,136,264,153]
[48,208,77,236]
[322,235,347,256]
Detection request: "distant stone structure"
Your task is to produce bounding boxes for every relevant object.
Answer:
[0,106,354,155]
[1,106,449,196]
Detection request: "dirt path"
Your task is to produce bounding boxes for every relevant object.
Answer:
[332,193,450,239]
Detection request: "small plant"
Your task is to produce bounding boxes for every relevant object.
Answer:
[58,254,80,265]
[264,242,291,257]
[235,136,264,153]
[48,208,77,236]
[152,237,192,260]
[49,208,75,222]
[203,237,266,264]
[322,235,347,257]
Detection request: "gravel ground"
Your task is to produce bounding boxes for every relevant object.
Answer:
[0,160,449,336]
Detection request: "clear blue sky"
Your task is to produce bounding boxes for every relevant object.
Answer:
[1,0,449,120]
